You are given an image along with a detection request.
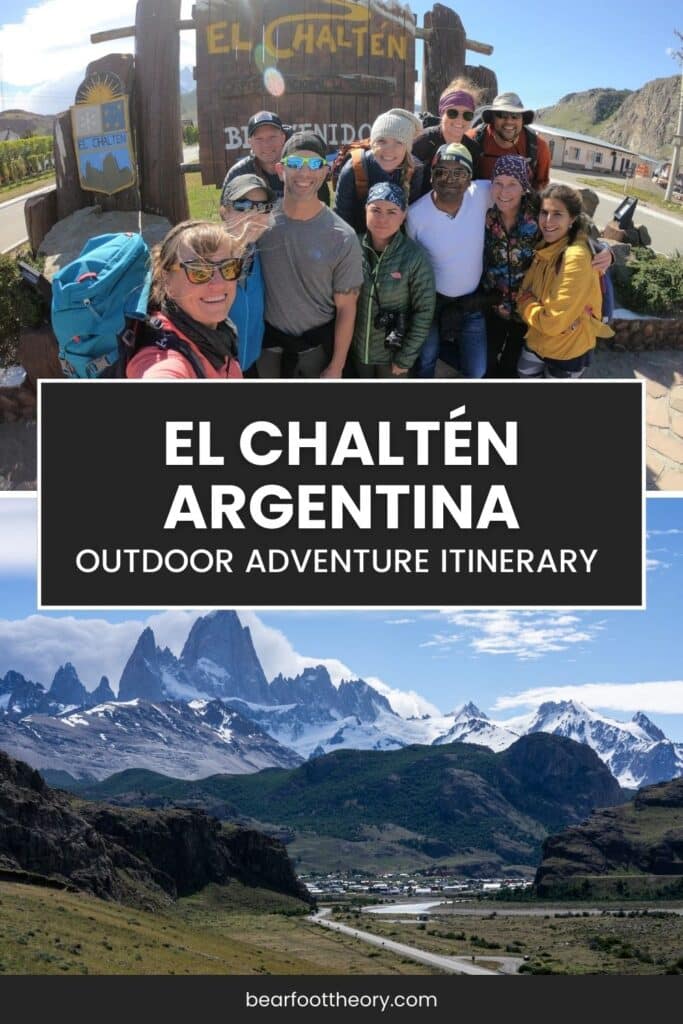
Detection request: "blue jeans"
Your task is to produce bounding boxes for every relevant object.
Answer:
[414,308,487,379]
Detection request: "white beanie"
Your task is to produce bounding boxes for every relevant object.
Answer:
[370,108,422,147]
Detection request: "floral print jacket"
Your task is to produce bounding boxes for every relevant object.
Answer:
[481,195,541,318]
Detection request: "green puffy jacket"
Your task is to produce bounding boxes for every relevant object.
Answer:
[352,230,435,370]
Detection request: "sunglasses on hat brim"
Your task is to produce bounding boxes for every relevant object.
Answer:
[444,108,474,121]
[282,155,326,170]
[171,257,244,284]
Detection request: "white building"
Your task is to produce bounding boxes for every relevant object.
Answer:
[533,123,645,177]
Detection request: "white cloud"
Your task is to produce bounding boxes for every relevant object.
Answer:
[366,675,441,718]
[0,498,36,572]
[0,613,145,689]
[420,632,462,648]
[493,680,683,716]
[646,557,669,571]
[424,609,603,660]
[1,0,196,114]
[239,611,356,685]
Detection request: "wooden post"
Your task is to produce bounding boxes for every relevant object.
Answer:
[24,190,58,254]
[422,5,466,115]
[54,110,92,221]
[134,0,188,223]
[464,66,498,106]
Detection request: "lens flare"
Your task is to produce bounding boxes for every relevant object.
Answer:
[264,67,285,98]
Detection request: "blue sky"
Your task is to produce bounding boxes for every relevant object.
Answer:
[0,495,682,739]
[0,0,680,114]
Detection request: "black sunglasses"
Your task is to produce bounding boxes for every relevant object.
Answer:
[228,198,275,213]
[445,108,474,121]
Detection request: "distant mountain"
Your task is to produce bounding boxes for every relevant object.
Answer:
[0,108,55,138]
[181,89,197,123]
[0,698,302,781]
[535,776,683,899]
[537,75,679,158]
[74,733,626,876]
[0,749,311,906]
[2,614,682,789]
[431,700,683,789]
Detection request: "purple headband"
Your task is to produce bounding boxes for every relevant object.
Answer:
[492,155,531,191]
[438,90,475,115]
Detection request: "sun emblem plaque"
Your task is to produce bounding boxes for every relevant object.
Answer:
[71,71,137,195]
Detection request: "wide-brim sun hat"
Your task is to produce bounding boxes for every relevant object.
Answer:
[481,92,534,126]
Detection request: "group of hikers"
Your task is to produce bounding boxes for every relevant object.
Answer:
[126,79,614,381]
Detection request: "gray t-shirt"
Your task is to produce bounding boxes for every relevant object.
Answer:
[257,205,363,336]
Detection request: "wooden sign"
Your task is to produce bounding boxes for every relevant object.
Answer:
[71,71,137,196]
[194,0,417,185]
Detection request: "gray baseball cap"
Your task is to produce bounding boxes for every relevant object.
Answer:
[221,173,276,207]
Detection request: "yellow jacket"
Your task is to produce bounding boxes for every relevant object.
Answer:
[516,236,614,361]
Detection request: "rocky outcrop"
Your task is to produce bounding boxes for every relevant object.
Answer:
[534,777,683,896]
[537,77,679,159]
[117,627,171,702]
[45,662,88,708]
[500,733,625,831]
[0,698,302,781]
[89,676,115,705]
[0,749,311,906]
[180,611,270,703]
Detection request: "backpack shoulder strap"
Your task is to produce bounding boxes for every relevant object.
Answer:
[524,127,538,170]
[351,146,369,202]
[120,316,207,378]
[474,123,488,149]
[152,330,207,379]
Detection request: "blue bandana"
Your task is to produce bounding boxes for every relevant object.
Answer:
[366,182,407,209]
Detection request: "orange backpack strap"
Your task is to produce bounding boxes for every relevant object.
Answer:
[351,146,370,201]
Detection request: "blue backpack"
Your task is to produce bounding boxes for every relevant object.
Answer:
[51,232,152,378]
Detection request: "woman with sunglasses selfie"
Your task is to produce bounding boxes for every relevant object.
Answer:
[220,173,277,375]
[125,220,245,379]
[333,108,424,232]
[412,78,481,197]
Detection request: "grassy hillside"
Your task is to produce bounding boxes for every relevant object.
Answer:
[0,879,439,975]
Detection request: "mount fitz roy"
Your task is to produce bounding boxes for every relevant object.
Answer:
[0,611,680,788]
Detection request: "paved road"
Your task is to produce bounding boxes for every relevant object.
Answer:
[310,908,510,976]
[0,185,55,253]
[549,167,683,256]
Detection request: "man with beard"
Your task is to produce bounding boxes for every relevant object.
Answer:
[466,92,551,192]
[406,142,491,378]
[257,132,362,378]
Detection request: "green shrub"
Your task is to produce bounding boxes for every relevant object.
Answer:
[0,251,46,367]
[615,249,683,318]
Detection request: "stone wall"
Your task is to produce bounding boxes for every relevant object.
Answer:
[606,316,683,350]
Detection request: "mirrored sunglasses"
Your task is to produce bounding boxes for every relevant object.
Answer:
[172,258,244,284]
[282,154,326,170]
[228,198,275,213]
[444,108,474,121]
